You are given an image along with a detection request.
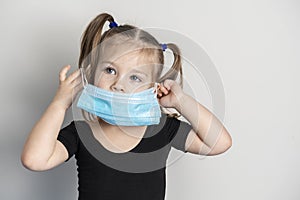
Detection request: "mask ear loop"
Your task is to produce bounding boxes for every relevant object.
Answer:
[153,82,159,98]
[80,67,88,88]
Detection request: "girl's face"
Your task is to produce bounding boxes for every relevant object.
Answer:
[94,50,157,93]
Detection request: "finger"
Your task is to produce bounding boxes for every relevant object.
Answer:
[59,65,71,82]
[159,84,169,95]
[157,90,163,98]
[66,68,81,83]
[162,79,174,90]
[73,83,84,95]
[71,76,82,87]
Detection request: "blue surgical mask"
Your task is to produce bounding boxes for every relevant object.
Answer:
[77,68,161,126]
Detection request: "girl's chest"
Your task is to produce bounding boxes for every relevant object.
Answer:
[91,124,147,153]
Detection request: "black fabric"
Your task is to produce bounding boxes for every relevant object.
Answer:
[57,114,192,200]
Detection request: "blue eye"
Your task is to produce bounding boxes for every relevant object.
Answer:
[105,67,116,75]
[130,75,141,82]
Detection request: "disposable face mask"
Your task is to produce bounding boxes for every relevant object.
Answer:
[77,68,161,126]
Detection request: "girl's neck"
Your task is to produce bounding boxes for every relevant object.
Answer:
[87,118,148,153]
[97,117,147,139]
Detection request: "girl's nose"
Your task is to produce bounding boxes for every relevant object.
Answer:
[111,78,125,92]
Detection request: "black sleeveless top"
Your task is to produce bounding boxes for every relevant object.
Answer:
[57,114,192,200]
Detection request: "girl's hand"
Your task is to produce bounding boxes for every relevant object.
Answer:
[52,65,82,110]
[157,79,185,111]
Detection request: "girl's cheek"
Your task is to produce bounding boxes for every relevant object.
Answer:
[128,83,150,93]
[94,75,111,88]
[98,72,114,81]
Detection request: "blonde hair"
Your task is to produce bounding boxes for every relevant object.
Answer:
[78,13,183,120]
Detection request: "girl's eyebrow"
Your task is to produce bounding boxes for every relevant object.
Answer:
[130,69,148,77]
[101,61,117,67]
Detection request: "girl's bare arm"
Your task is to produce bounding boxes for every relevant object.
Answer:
[176,94,232,155]
[158,79,232,155]
[21,65,82,171]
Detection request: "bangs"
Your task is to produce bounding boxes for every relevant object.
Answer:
[137,47,162,64]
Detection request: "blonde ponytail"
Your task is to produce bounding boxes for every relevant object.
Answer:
[157,43,183,118]
[158,43,183,87]
[79,13,114,69]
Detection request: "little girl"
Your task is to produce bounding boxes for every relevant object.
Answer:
[21,13,232,200]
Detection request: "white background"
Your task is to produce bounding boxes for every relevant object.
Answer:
[1,0,299,199]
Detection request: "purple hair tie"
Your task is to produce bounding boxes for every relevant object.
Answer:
[109,21,118,28]
[160,43,167,51]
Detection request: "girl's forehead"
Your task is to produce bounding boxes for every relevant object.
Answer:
[99,43,158,66]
